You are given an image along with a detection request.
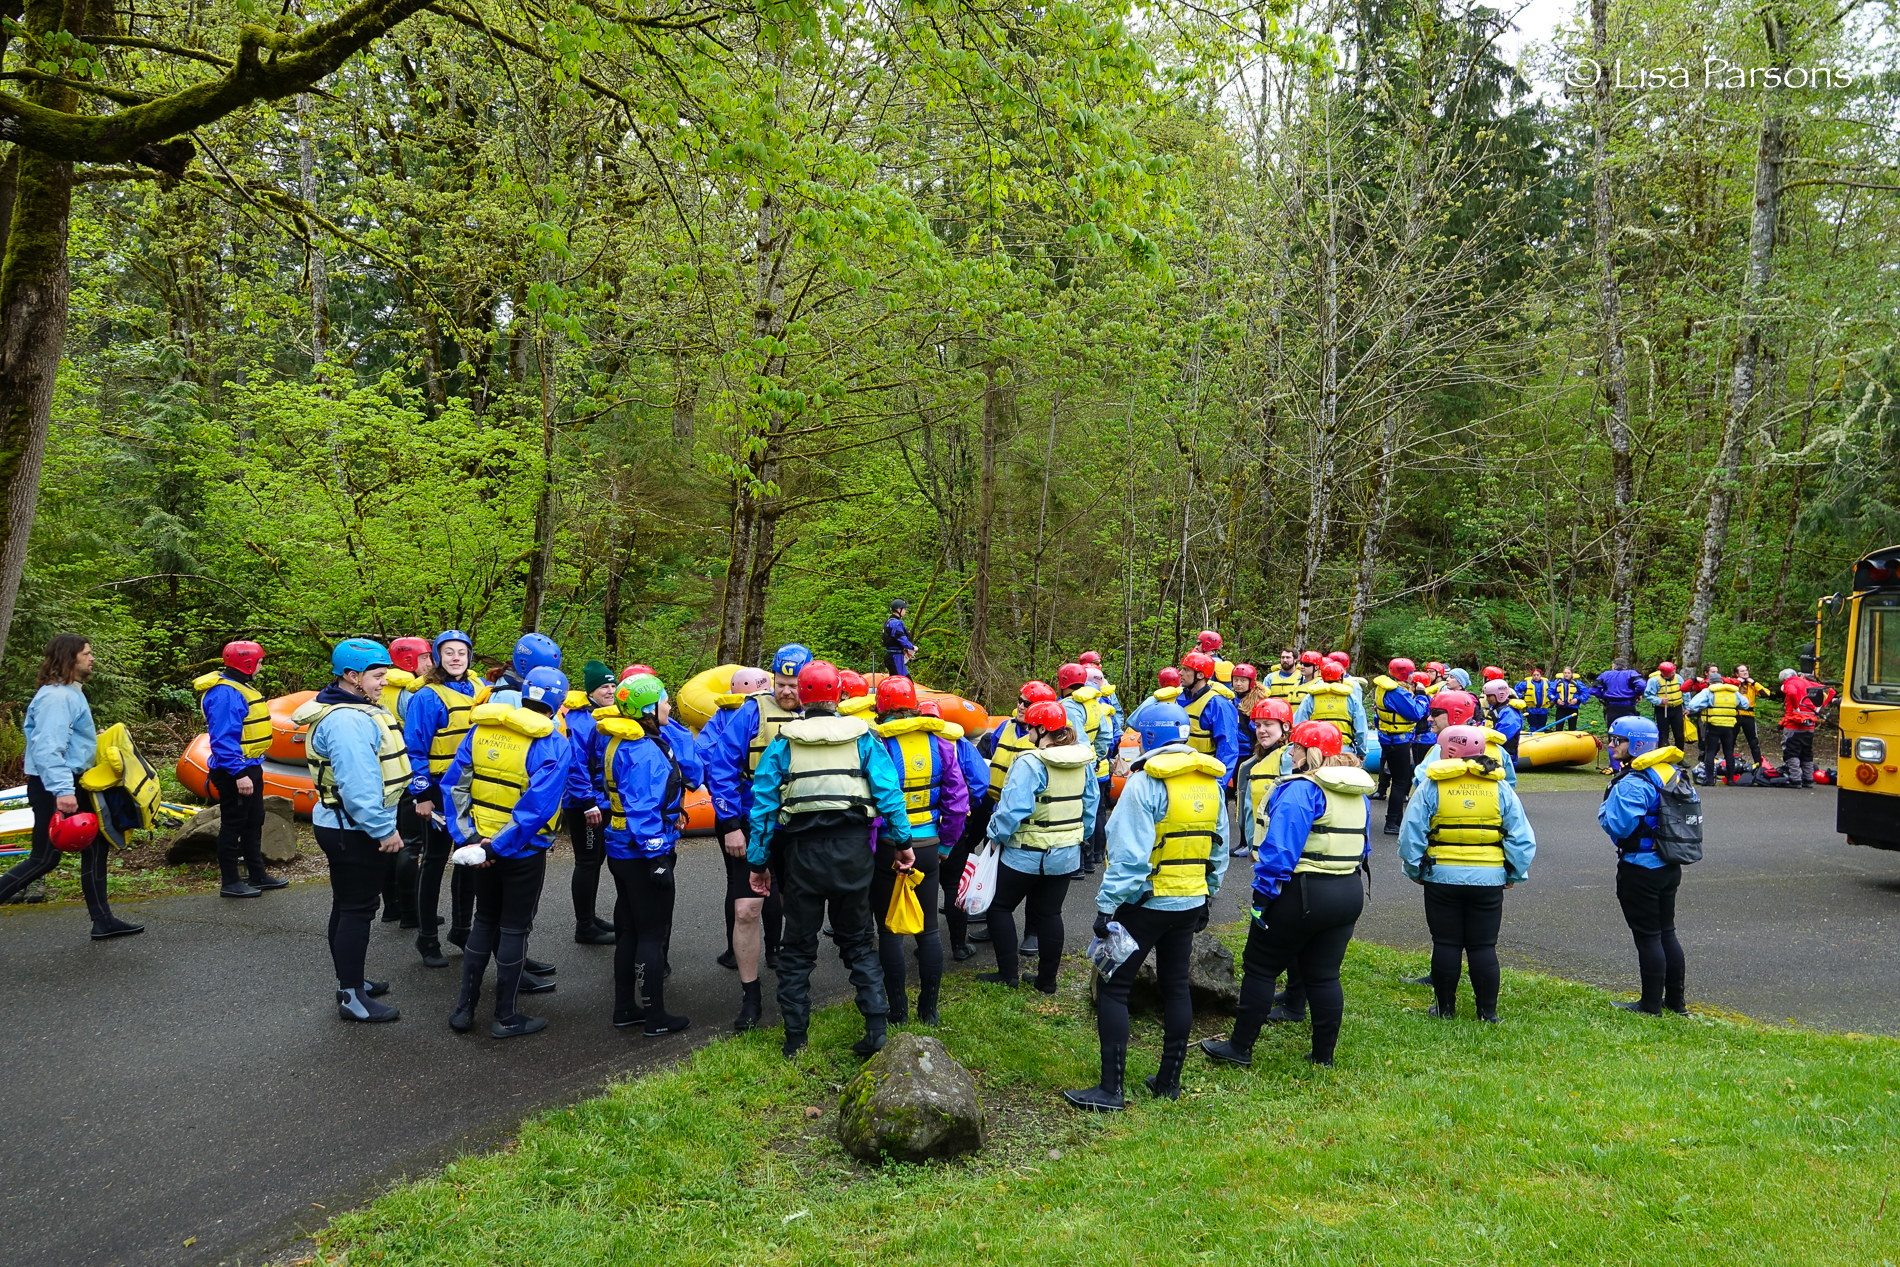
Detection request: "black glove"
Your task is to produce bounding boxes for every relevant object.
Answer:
[1194,904,1210,932]
[1092,911,1111,939]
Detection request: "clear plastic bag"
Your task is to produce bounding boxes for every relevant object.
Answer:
[1085,921,1140,978]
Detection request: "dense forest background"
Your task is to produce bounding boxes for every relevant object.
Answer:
[5,0,1898,721]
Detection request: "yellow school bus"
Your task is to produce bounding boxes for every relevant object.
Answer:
[1830,546,1900,851]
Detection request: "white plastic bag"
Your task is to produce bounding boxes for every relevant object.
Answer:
[957,841,1000,916]
[451,843,488,867]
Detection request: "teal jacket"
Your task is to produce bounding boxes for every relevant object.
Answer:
[746,725,910,864]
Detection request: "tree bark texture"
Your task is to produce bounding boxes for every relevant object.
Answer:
[967,360,1000,698]
[296,94,329,365]
[1591,0,1638,667]
[1680,12,1788,670]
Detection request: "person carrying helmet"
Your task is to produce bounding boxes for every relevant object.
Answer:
[441,663,575,1039]
[1481,678,1525,762]
[1178,651,1240,786]
[869,675,970,1026]
[597,672,692,1037]
[294,639,414,1022]
[746,660,912,1058]
[1235,697,1293,860]
[977,694,1101,995]
[1057,661,1115,875]
[1370,657,1431,833]
[562,660,621,948]
[1289,659,1369,761]
[1064,700,1229,1111]
[707,647,810,1023]
[1516,667,1553,732]
[1776,667,1832,787]
[1644,661,1688,754]
[1686,668,1751,785]
[960,680,1057,953]
[927,697,991,963]
[1598,716,1694,1015]
[196,640,287,899]
[1201,720,1373,1070]
[1397,725,1537,1023]
[701,665,779,974]
[404,629,479,967]
[0,634,141,939]
[1550,666,1590,731]
[882,599,917,677]
[1264,649,1302,702]
[1731,664,1768,770]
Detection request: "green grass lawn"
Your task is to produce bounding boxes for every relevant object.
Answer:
[317,936,1898,1266]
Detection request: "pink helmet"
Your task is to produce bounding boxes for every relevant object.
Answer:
[729,667,771,695]
[1439,725,1488,760]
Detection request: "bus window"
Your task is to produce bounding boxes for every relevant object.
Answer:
[1852,594,1900,706]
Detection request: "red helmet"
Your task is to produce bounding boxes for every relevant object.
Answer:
[1409,671,1432,687]
[1232,662,1257,683]
[1299,650,1323,666]
[1056,662,1089,692]
[1426,660,1446,674]
[917,699,943,718]
[875,676,918,713]
[1251,697,1293,723]
[1318,661,1345,682]
[838,668,869,698]
[1024,700,1069,731]
[1482,665,1505,682]
[389,637,432,674]
[1197,629,1223,652]
[1439,724,1488,760]
[222,640,265,675]
[1429,690,1478,726]
[796,660,843,705]
[1289,720,1342,757]
[1079,650,1102,666]
[1328,651,1350,666]
[1181,651,1216,675]
[1658,661,1677,675]
[1157,667,1180,687]
[1388,657,1416,679]
[1019,680,1058,706]
[622,663,656,681]
[49,812,99,852]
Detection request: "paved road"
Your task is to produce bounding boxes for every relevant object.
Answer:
[3,784,1896,1266]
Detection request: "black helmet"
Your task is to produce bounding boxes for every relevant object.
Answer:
[889,598,909,612]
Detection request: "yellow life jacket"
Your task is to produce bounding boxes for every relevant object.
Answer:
[464,702,560,839]
[1703,682,1741,728]
[377,668,420,720]
[746,695,799,779]
[1370,674,1417,736]
[1071,686,1110,777]
[1264,669,1302,700]
[1424,758,1506,868]
[1551,677,1582,706]
[872,715,948,835]
[1305,681,1355,739]
[193,671,273,759]
[777,713,875,822]
[1152,686,1183,705]
[1651,674,1683,708]
[293,697,409,819]
[840,694,876,717]
[1183,684,1234,756]
[1521,679,1553,710]
[597,714,649,832]
[79,722,163,835]
[1289,766,1374,875]
[1011,743,1094,850]
[421,682,476,775]
[1142,750,1224,898]
[986,718,1039,803]
[1238,749,1283,847]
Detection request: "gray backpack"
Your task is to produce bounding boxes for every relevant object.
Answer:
[1649,768,1704,864]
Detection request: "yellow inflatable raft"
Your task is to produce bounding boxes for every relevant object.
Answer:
[1515,730,1600,769]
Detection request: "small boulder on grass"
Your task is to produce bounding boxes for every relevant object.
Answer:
[260,797,298,862]
[837,1032,985,1163]
[162,806,222,865]
[1089,930,1240,1014]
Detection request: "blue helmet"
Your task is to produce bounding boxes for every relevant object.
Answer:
[1609,714,1659,757]
[773,643,814,678]
[331,637,393,676]
[433,629,472,661]
[513,632,561,676]
[1138,702,1192,753]
[521,665,569,710]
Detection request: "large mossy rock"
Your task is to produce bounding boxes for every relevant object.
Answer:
[837,1033,985,1164]
[1090,929,1240,1014]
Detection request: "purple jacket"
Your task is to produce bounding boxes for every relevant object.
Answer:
[1594,668,1646,704]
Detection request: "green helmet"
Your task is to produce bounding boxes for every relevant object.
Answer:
[615,672,666,717]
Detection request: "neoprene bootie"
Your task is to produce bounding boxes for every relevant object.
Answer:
[733,980,763,1032]
[851,1013,888,1058]
[1063,1045,1126,1112]
[337,987,399,1023]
